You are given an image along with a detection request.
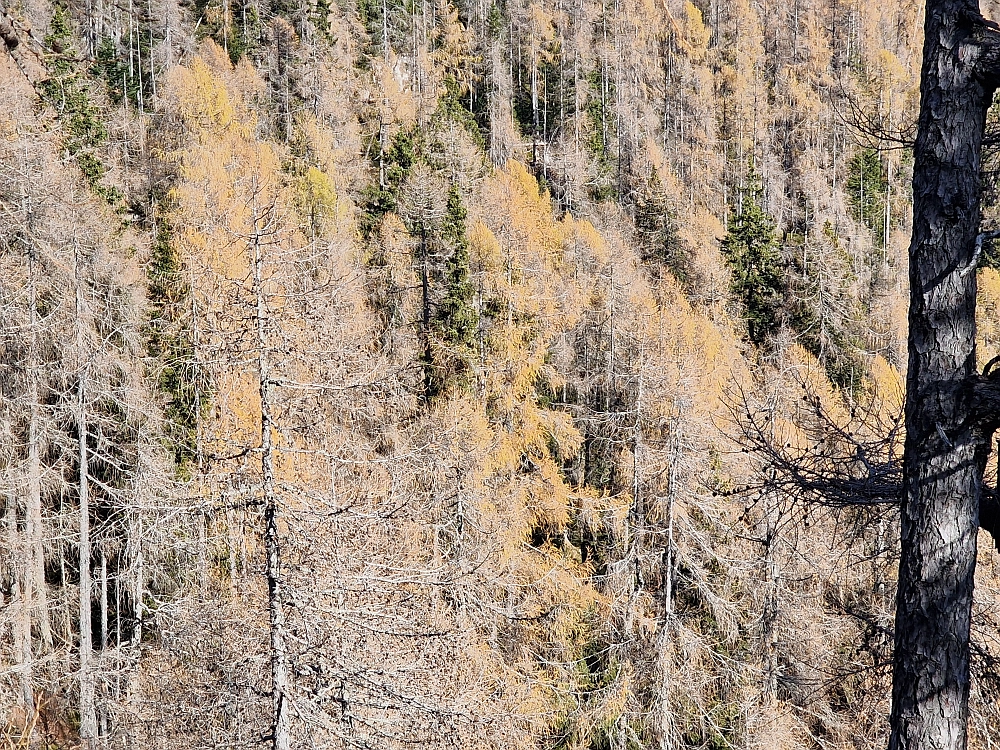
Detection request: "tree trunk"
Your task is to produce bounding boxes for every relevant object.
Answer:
[77,251,98,749]
[27,252,52,651]
[420,226,433,399]
[227,503,239,600]
[6,490,33,712]
[193,269,208,601]
[100,549,108,652]
[130,513,144,647]
[78,376,97,748]
[892,2,1000,748]
[252,198,292,750]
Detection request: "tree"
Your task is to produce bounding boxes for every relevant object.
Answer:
[721,164,784,347]
[890,3,1000,748]
[248,186,292,750]
[398,162,448,398]
[846,146,888,244]
[633,169,693,286]
[736,0,1000,737]
[435,184,479,388]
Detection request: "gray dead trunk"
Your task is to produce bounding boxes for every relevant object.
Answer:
[76,249,98,749]
[6,489,33,712]
[251,194,291,750]
[27,252,51,651]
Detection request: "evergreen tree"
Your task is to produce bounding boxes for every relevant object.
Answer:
[846,147,888,243]
[430,185,479,395]
[721,165,784,346]
[145,223,205,471]
[634,169,692,285]
[438,185,478,353]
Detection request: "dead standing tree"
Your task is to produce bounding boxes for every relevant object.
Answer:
[248,185,292,750]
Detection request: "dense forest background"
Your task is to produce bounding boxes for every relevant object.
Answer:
[5,0,1000,746]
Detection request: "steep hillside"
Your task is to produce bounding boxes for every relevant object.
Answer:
[2,0,1000,747]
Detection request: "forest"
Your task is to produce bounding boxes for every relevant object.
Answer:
[3,0,1000,746]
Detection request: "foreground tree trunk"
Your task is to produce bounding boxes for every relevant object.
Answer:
[892,1,1000,748]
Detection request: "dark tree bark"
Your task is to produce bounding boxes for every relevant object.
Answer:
[893,1,1000,748]
[735,3,1000,748]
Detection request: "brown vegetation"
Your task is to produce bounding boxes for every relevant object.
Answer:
[2,0,1000,747]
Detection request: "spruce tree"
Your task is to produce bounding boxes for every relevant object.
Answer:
[721,165,784,346]
[435,185,479,391]
[634,169,690,284]
[846,147,888,243]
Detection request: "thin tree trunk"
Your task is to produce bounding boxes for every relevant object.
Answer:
[531,49,538,167]
[662,414,679,619]
[86,0,95,57]
[147,0,156,98]
[27,250,52,651]
[198,510,207,599]
[760,402,779,706]
[60,505,69,643]
[6,491,33,712]
[656,412,681,749]
[130,513,144,647]
[252,196,292,750]
[99,546,109,739]
[382,0,389,63]
[100,549,108,652]
[420,226,432,398]
[77,255,98,748]
[227,503,239,600]
[192,268,208,600]
[624,340,644,635]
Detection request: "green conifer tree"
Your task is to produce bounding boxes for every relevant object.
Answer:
[846,147,888,244]
[634,169,692,285]
[145,224,205,471]
[721,164,784,346]
[434,185,479,391]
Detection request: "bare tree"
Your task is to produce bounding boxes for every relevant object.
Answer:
[75,244,98,749]
[249,185,292,750]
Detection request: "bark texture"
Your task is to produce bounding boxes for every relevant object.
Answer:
[892,1,1000,748]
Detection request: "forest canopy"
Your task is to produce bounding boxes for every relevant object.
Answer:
[3,0,1000,748]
